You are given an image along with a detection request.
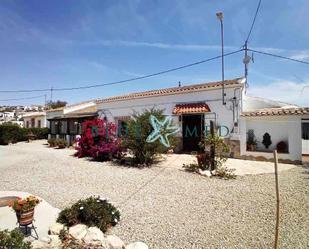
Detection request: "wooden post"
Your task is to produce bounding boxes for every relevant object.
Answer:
[210,120,215,171]
[273,150,280,249]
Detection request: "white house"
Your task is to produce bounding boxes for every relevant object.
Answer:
[46,101,97,145]
[0,111,15,122]
[23,112,47,128]
[94,77,308,163]
[96,78,245,152]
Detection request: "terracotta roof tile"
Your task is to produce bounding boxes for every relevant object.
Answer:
[69,105,97,114]
[172,103,211,114]
[96,78,244,104]
[241,107,309,117]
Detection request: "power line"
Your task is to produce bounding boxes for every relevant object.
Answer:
[0,94,46,102]
[242,0,262,90]
[245,0,262,44]
[248,49,309,65]
[0,49,243,93]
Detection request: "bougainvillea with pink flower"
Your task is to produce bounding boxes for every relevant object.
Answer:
[75,119,123,161]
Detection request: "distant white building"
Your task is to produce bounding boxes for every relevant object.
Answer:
[0,112,15,122]
[23,112,47,128]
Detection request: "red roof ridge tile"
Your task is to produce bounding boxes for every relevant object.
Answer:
[96,78,244,104]
[241,107,309,117]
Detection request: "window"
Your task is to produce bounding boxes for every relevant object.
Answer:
[37,120,41,128]
[31,118,35,128]
[117,120,128,137]
[26,121,29,128]
[50,121,58,134]
[59,120,67,134]
[68,120,79,135]
[302,123,309,140]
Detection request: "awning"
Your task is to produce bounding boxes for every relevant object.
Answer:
[172,103,211,114]
[47,112,98,120]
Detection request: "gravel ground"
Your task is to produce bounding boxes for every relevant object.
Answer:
[0,140,308,249]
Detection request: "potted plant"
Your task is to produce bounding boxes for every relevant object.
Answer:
[276,141,288,153]
[8,196,40,226]
[246,129,257,151]
[262,132,272,149]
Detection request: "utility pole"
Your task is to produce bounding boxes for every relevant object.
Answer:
[243,41,251,90]
[216,12,226,105]
[50,86,53,102]
[44,94,47,109]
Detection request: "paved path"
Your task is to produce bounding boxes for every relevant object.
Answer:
[157,154,295,175]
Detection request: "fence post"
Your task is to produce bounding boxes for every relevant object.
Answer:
[210,120,215,170]
[273,150,280,249]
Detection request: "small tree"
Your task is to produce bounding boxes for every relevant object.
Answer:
[247,129,257,146]
[123,109,177,166]
[262,132,272,149]
[46,100,67,109]
[199,133,230,170]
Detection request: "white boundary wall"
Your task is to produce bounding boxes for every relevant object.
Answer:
[240,115,302,161]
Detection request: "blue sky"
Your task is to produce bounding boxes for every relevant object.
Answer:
[0,0,309,106]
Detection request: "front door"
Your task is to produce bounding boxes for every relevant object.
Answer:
[302,121,309,155]
[182,114,204,152]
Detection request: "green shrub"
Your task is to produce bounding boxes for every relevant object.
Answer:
[0,229,31,249]
[48,138,56,147]
[57,196,120,233]
[199,133,230,170]
[26,127,49,139]
[123,109,177,166]
[182,163,200,173]
[55,139,68,148]
[0,123,49,145]
[0,123,27,145]
[213,166,236,179]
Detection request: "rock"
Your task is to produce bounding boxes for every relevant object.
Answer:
[31,240,50,249]
[83,226,105,245]
[41,236,52,243]
[199,169,212,177]
[49,235,61,249]
[49,222,65,235]
[106,234,125,249]
[69,224,88,241]
[126,242,149,249]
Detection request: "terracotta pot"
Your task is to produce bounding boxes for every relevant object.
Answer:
[16,208,35,226]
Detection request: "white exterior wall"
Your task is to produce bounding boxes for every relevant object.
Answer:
[97,86,243,137]
[23,114,47,128]
[240,116,302,161]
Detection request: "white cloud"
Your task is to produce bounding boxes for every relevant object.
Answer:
[289,50,309,60]
[79,40,239,51]
[247,80,309,107]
